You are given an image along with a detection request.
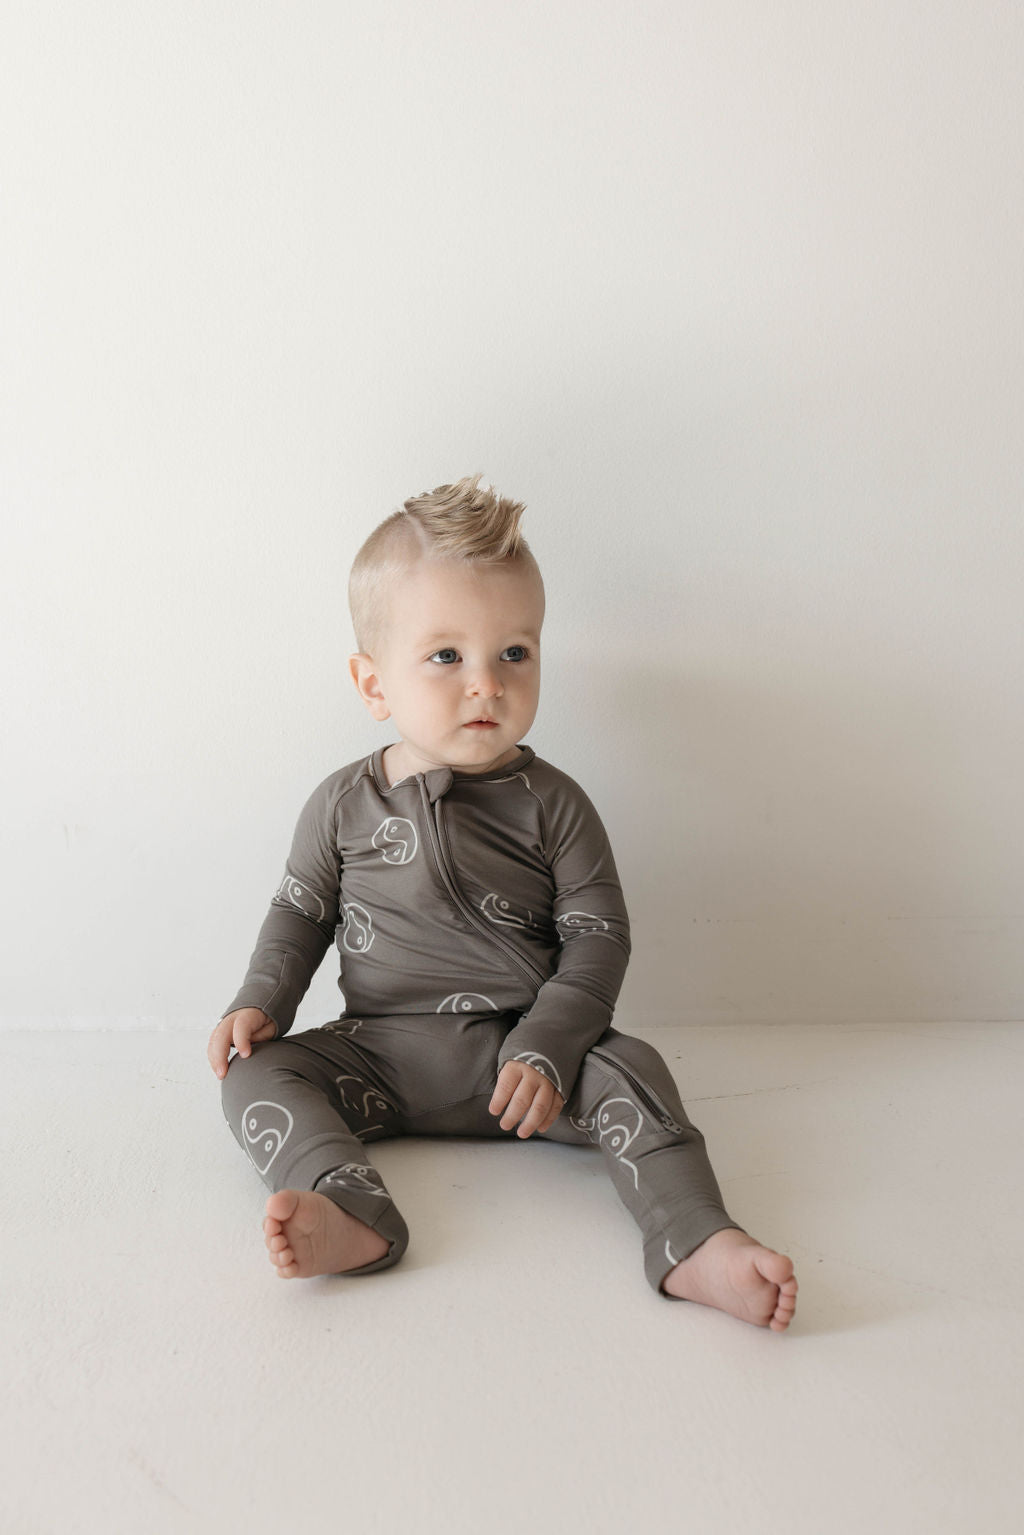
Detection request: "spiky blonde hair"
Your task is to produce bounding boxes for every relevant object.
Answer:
[348,473,540,655]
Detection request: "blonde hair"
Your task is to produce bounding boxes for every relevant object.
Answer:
[349,473,540,654]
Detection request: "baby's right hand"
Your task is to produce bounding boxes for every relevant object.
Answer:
[208,1007,278,1079]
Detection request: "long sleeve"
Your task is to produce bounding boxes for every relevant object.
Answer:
[496,776,630,1100]
[221,775,342,1038]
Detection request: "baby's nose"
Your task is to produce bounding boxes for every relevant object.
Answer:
[467,665,503,697]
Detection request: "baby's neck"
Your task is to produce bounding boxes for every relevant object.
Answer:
[381,741,523,788]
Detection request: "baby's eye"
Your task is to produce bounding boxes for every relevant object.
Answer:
[428,648,460,665]
[501,645,529,662]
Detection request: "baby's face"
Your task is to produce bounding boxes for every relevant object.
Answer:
[351,557,544,783]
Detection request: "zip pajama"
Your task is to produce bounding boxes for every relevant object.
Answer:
[219,745,743,1296]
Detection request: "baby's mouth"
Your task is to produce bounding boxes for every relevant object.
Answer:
[465,718,498,728]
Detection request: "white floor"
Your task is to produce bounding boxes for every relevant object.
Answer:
[4,1021,1022,1535]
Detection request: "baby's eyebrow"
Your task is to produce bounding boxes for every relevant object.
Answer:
[416,629,541,646]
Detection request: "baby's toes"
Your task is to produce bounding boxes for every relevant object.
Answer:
[770,1280,799,1330]
[757,1249,795,1287]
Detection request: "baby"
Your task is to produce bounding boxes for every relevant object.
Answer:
[208,475,797,1331]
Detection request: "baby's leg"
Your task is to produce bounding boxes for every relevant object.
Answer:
[220,1030,409,1279]
[545,1030,797,1329]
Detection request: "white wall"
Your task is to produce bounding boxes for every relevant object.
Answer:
[3,1,1022,1029]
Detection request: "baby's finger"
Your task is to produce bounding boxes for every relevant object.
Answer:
[514,1087,554,1139]
[232,1021,256,1059]
[488,1063,520,1117]
[537,1095,565,1134]
[207,1020,232,1079]
[488,1083,510,1116]
[498,1080,538,1132]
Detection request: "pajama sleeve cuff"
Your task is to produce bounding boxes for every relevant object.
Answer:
[496,978,614,1102]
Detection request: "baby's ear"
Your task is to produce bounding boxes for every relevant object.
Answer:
[348,653,391,721]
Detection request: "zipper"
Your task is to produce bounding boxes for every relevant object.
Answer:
[589,1046,685,1133]
[418,779,549,992]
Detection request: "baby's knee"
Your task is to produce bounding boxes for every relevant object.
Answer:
[588,1030,686,1116]
[597,1029,667,1081]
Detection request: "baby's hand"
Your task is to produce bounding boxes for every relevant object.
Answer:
[489,1061,565,1138]
[207,1007,278,1079]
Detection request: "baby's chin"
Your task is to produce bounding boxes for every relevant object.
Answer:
[450,737,522,774]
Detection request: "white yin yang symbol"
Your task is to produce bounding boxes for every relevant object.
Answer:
[596,1097,642,1155]
[436,992,497,1014]
[555,911,609,936]
[341,902,374,953]
[322,1018,363,1037]
[372,817,418,865]
[362,1086,397,1117]
[335,1075,398,1120]
[480,893,533,928]
[321,1163,388,1198]
[242,1100,294,1174]
[276,876,326,922]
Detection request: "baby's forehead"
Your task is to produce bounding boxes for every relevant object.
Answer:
[380,557,543,642]
[394,554,542,604]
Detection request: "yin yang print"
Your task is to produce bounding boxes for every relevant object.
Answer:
[436,992,497,1014]
[570,1096,645,1190]
[242,1100,294,1175]
[341,902,375,954]
[321,1018,364,1037]
[335,1074,399,1123]
[479,893,534,929]
[275,875,327,923]
[555,911,609,937]
[371,816,418,865]
[315,1163,389,1199]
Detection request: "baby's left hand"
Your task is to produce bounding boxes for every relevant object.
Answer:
[489,1061,565,1138]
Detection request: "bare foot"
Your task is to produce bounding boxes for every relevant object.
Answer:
[262,1189,390,1279]
[661,1228,798,1331]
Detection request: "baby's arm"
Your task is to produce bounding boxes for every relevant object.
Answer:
[496,772,630,1105]
[213,774,343,1068]
[207,1007,278,1079]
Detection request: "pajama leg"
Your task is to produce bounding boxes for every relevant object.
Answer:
[220,1030,409,1274]
[544,1028,745,1297]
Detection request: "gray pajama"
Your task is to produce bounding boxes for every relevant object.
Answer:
[220,746,742,1294]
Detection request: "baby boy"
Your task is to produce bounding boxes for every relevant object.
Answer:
[208,475,797,1331]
